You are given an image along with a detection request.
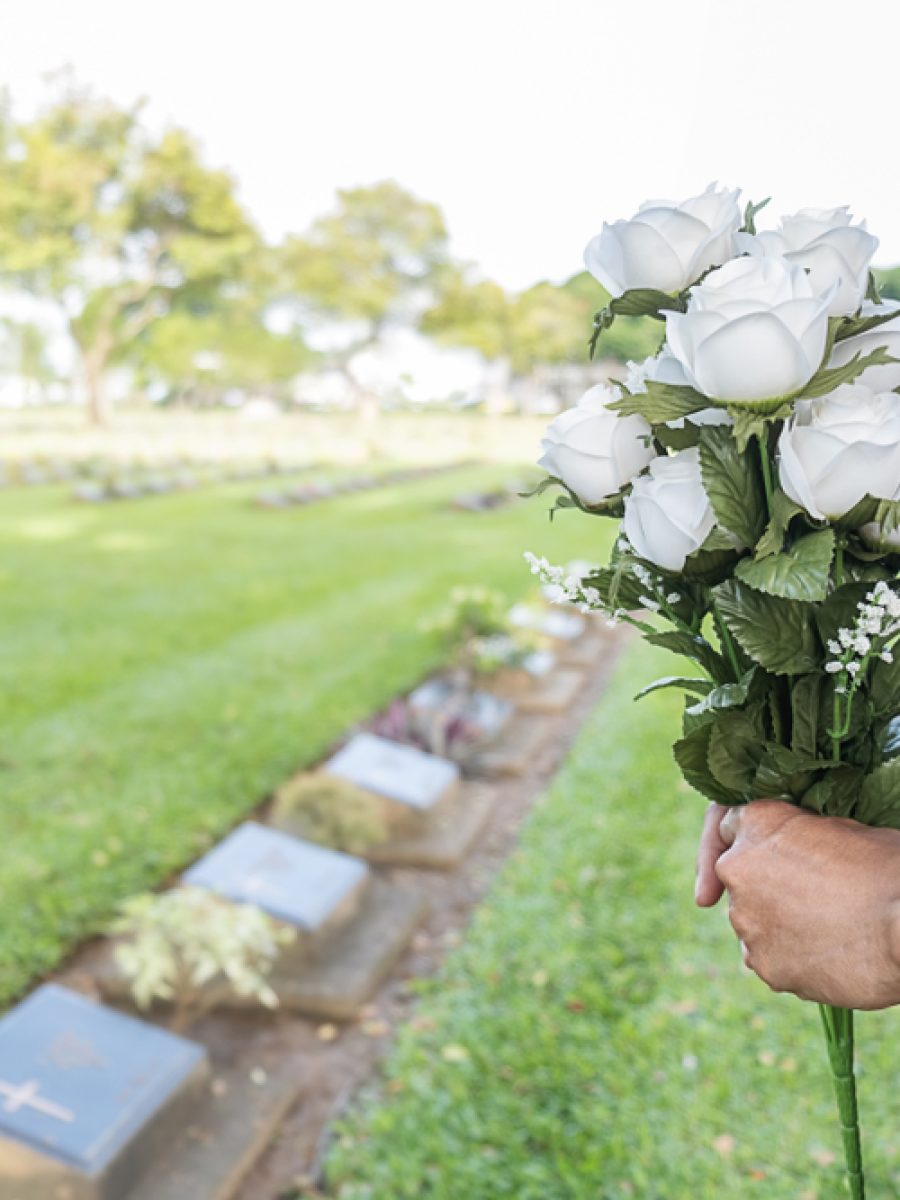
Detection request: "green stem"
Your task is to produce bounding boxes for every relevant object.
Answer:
[819,1004,865,1199]
[757,433,774,519]
[711,601,742,682]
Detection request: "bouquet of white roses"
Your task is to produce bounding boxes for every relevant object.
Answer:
[528,185,900,1199]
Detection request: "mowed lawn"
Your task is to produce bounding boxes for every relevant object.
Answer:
[0,464,596,1006]
[325,640,900,1200]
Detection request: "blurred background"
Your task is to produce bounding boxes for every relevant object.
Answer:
[4,5,900,1195]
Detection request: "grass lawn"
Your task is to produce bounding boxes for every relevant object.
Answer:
[325,638,900,1200]
[0,464,598,1007]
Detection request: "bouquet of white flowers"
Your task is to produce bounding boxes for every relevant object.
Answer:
[528,185,900,1199]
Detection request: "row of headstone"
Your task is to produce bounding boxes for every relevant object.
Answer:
[253,462,466,512]
[70,459,313,505]
[0,454,311,495]
[0,593,605,1198]
[0,744,452,1198]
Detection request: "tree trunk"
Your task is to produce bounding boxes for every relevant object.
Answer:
[82,336,114,427]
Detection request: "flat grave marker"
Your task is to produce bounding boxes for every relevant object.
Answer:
[408,680,513,742]
[0,983,207,1200]
[508,603,586,643]
[183,821,370,946]
[323,732,460,831]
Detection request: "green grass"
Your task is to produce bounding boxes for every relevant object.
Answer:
[0,464,598,1006]
[325,639,900,1200]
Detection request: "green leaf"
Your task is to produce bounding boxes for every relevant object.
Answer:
[610,288,685,318]
[741,196,771,236]
[654,423,701,451]
[833,302,898,342]
[872,654,900,720]
[798,345,899,400]
[685,668,757,717]
[608,380,708,423]
[633,676,713,702]
[588,288,686,358]
[707,707,766,793]
[800,765,865,817]
[791,673,824,759]
[856,759,900,829]
[814,582,873,649]
[879,716,900,763]
[735,529,835,602]
[697,425,766,547]
[755,489,803,558]
[673,723,742,804]
[727,404,792,453]
[645,629,731,684]
[714,579,820,675]
[750,743,834,801]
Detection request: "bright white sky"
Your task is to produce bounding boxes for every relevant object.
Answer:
[4,0,900,290]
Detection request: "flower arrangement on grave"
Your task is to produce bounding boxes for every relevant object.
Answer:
[111,886,295,1032]
[271,773,388,853]
[526,185,900,1198]
[421,584,540,682]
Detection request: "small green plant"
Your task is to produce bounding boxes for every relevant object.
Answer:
[271,773,388,853]
[470,632,540,678]
[421,585,511,647]
[111,886,295,1032]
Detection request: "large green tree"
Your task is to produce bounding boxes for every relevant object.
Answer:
[422,267,661,398]
[0,77,258,422]
[279,181,451,411]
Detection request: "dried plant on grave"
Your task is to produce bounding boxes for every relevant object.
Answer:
[271,774,388,853]
[111,886,295,1033]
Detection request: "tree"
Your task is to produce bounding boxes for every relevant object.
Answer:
[0,75,258,422]
[133,304,314,407]
[0,319,57,403]
[278,181,451,414]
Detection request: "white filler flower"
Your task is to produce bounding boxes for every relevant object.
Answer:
[828,300,900,393]
[665,256,833,404]
[538,384,655,508]
[777,384,900,520]
[738,206,878,317]
[622,447,716,572]
[584,184,741,298]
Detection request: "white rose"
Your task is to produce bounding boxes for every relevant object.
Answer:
[665,256,833,404]
[737,206,878,317]
[584,184,741,298]
[538,384,655,508]
[627,351,732,429]
[827,300,900,393]
[777,384,900,520]
[859,521,900,552]
[622,447,716,572]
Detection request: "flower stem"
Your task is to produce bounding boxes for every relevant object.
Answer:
[757,432,774,519]
[819,1003,865,1199]
[711,601,741,682]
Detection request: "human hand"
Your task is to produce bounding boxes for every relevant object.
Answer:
[695,800,900,1010]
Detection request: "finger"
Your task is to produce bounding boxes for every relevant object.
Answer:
[719,806,743,848]
[695,803,730,907]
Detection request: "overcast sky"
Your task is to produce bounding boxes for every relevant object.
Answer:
[4,0,900,290]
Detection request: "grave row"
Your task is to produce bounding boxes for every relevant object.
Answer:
[0,603,612,1200]
[0,454,311,495]
[252,462,469,511]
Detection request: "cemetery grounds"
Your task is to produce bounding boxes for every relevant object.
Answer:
[4,410,900,1198]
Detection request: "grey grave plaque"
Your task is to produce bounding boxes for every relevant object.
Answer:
[182,821,370,942]
[408,681,512,740]
[324,732,459,829]
[0,983,207,1200]
[509,603,586,642]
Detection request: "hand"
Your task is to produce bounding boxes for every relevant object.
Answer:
[694,800,900,1010]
